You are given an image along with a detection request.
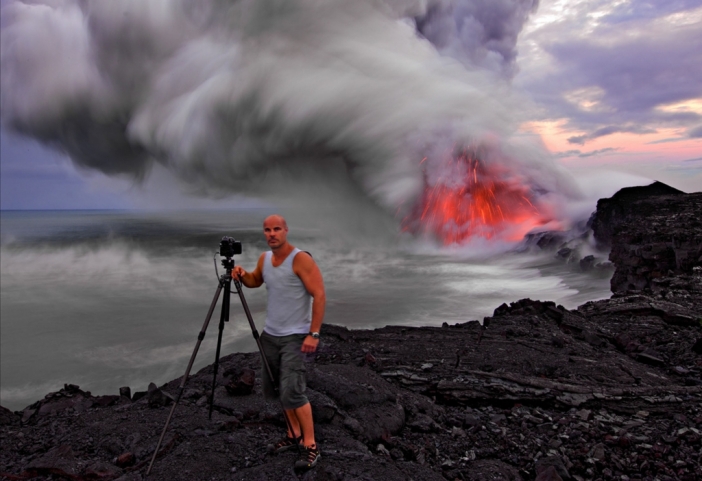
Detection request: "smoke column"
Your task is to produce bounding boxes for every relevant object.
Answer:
[1,0,579,243]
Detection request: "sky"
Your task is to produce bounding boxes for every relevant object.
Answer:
[515,0,702,190]
[0,0,700,210]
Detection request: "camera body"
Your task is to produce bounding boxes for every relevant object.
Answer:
[219,236,242,258]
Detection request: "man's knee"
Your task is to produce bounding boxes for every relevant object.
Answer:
[279,369,308,409]
[281,395,309,410]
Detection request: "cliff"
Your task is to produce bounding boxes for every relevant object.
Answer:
[590,182,702,294]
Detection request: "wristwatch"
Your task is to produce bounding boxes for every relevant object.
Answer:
[309,332,320,339]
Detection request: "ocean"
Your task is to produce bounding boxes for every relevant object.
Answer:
[0,209,613,411]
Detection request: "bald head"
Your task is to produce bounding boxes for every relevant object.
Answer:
[264,214,287,229]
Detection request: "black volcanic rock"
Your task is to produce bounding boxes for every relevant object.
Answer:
[590,183,702,293]
[2,308,701,480]
[24,445,81,478]
[0,406,20,427]
[1,185,701,481]
[590,181,685,249]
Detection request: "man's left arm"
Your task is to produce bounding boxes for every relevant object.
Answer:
[294,252,326,353]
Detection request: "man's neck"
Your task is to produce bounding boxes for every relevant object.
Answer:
[271,242,294,260]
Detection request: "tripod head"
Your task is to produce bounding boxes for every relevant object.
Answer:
[221,257,235,275]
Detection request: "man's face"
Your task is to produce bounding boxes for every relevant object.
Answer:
[263,217,288,249]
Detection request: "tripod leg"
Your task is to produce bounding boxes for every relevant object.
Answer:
[232,278,299,445]
[208,278,231,419]
[146,282,224,476]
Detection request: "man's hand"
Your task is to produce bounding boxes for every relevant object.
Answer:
[301,335,319,353]
[233,254,265,288]
[232,266,246,279]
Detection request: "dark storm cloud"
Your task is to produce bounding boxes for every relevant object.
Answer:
[519,2,702,144]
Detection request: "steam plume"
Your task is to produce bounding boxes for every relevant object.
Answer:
[1,0,578,240]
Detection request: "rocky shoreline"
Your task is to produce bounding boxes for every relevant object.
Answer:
[1,183,701,481]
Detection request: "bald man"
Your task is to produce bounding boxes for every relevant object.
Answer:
[233,215,325,470]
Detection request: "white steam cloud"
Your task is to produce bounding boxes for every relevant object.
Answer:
[1,0,578,230]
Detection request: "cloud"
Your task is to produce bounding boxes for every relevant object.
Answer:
[605,0,702,24]
[553,147,617,158]
[516,1,702,143]
[688,125,702,138]
[553,149,582,158]
[577,147,617,158]
[567,125,657,145]
[415,0,539,78]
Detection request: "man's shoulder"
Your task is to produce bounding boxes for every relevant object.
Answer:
[293,249,313,261]
[292,250,317,272]
[256,251,269,265]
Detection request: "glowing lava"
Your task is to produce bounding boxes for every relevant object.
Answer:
[403,149,552,244]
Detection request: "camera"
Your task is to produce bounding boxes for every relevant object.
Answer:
[219,236,242,258]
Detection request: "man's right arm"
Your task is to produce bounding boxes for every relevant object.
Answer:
[233,253,265,288]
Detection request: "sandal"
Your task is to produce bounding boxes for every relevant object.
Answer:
[294,444,321,470]
[268,435,302,454]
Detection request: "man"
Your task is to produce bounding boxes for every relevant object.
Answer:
[232,214,325,470]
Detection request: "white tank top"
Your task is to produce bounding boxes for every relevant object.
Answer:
[262,248,312,336]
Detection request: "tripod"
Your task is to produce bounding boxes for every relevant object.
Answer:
[146,256,296,476]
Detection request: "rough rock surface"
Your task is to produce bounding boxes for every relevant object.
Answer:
[590,182,686,250]
[1,186,701,481]
[589,182,702,294]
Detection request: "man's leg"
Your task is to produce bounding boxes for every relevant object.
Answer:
[291,402,320,469]
[260,333,302,444]
[278,334,314,445]
[278,335,320,469]
[283,408,301,439]
[287,403,315,447]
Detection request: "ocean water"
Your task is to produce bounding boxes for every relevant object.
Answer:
[0,209,613,411]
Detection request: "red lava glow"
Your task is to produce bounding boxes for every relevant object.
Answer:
[403,149,552,244]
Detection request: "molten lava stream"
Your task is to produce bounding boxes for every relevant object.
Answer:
[404,155,550,244]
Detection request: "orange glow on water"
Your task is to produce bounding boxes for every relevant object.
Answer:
[403,149,552,244]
